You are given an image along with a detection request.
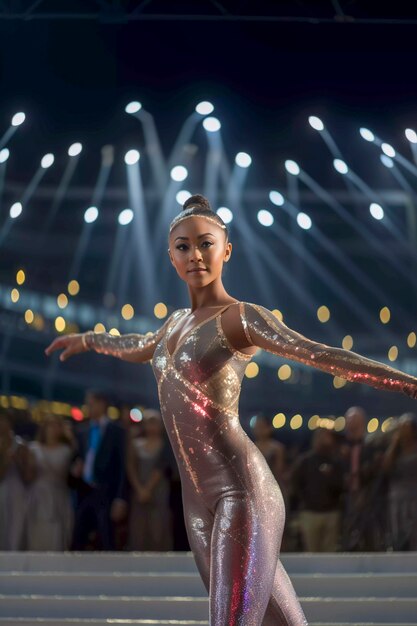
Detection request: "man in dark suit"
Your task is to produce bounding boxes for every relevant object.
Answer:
[70,389,128,550]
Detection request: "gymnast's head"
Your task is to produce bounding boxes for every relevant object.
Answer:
[167,194,232,285]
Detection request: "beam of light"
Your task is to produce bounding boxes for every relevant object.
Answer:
[127,105,167,190]
[359,128,375,142]
[125,154,156,312]
[308,116,324,131]
[270,199,402,337]
[0,112,26,150]
[298,168,417,288]
[0,148,10,221]
[257,209,274,226]
[195,101,214,115]
[369,202,384,220]
[84,206,99,223]
[125,149,140,165]
[405,128,417,144]
[204,130,222,210]
[104,209,134,302]
[297,212,312,229]
[68,142,83,157]
[380,154,394,168]
[67,146,113,282]
[118,208,134,225]
[381,143,396,158]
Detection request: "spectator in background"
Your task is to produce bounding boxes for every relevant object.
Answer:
[71,389,128,550]
[382,412,417,550]
[126,409,173,551]
[26,415,77,550]
[291,428,344,552]
[340,405,384,550]
[0,414,35,550]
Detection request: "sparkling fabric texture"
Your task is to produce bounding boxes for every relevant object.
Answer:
[90,301,417,625]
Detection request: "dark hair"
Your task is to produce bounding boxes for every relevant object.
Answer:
[169,194,229,240]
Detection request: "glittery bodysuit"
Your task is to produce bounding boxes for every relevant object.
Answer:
[89,301,417,625]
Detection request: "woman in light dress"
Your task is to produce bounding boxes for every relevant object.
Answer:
[27,415,77,550]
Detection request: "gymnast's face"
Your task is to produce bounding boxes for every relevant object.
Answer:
[168,216,232,286]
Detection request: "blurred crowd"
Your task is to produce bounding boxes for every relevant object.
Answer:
[0,390,416,553]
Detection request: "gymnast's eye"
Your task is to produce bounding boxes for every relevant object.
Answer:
[201,240,214,248]
[176,244,188,251]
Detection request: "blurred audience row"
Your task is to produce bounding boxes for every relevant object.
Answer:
[0,390,416,552]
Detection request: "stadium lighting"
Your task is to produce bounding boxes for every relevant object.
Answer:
[170,165,188,182]
[10,202,22,218]
[235,152,252,168]
[41,153,54,168]
[269,191,284,206]
[176,190,191,205]
[380,154,394,168]
[308,116,324,131]
[84,206,99,223]
[369,203,384,220]
[405,128,417,144]
[381,143,396,158]
[359,128,375,142]
[203,117,221,132]
[118,209,134,225]
[333,158,348,174]
[257,209,274,227]
[124,150,140,165]
[125,101,142,114]
[284,160,300,175]
[11,112,25,127]
[0,148,10,163]
[195,101,214,115]
[68,143,82,157]
[216,207,233,224]
[297,212,312,229]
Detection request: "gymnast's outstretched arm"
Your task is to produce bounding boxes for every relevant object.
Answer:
[240,301,417,399]
[44,309,183,364]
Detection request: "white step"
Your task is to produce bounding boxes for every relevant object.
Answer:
[2,551,417,573]
[0,595,417,623]
[0,621,415,626]
[1,571,416,598]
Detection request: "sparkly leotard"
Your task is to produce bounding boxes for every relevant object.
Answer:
[89,301,417,625]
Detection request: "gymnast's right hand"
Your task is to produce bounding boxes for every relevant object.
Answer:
[44,333,89,362]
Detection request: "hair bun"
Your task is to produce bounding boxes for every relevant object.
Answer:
[183,194,212,212]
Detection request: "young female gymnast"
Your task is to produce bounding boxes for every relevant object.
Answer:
[45,194,417,625]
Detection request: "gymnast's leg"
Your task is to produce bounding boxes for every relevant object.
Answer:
[261,559,309,626]
[182,489,214,594]
[209,493,282,625]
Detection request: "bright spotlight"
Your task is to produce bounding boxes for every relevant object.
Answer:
[84,206,99,223]
[380,154,394,168]
[284,160,300,175]
[359,127,375,142]
[118,208,134,225]
[333,158,348,174]
[216,207,233,224]
[235,152,252,168]
[269,190,284,206]
[369,202,384,220]
[196,101,214,115]
[257,209,274,227]
[125,101,142,114]
[176,190,191,205]
[10,202,22,219]
[124,150,140,165]
[11,112,25,127]
[308,116,324,131]
[297,212,312,229]
[41,153,54,169]
[68,143,82,157]
[405,128,417,144]
[0,148,10,163]
[203,117,221,132]
[381,143,395,158]
[170,165,188,182]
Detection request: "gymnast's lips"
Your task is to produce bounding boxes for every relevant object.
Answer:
[187,267,208,272]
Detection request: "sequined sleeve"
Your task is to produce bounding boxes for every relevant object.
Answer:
[240,301,417,399]
[87,309,184,364]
